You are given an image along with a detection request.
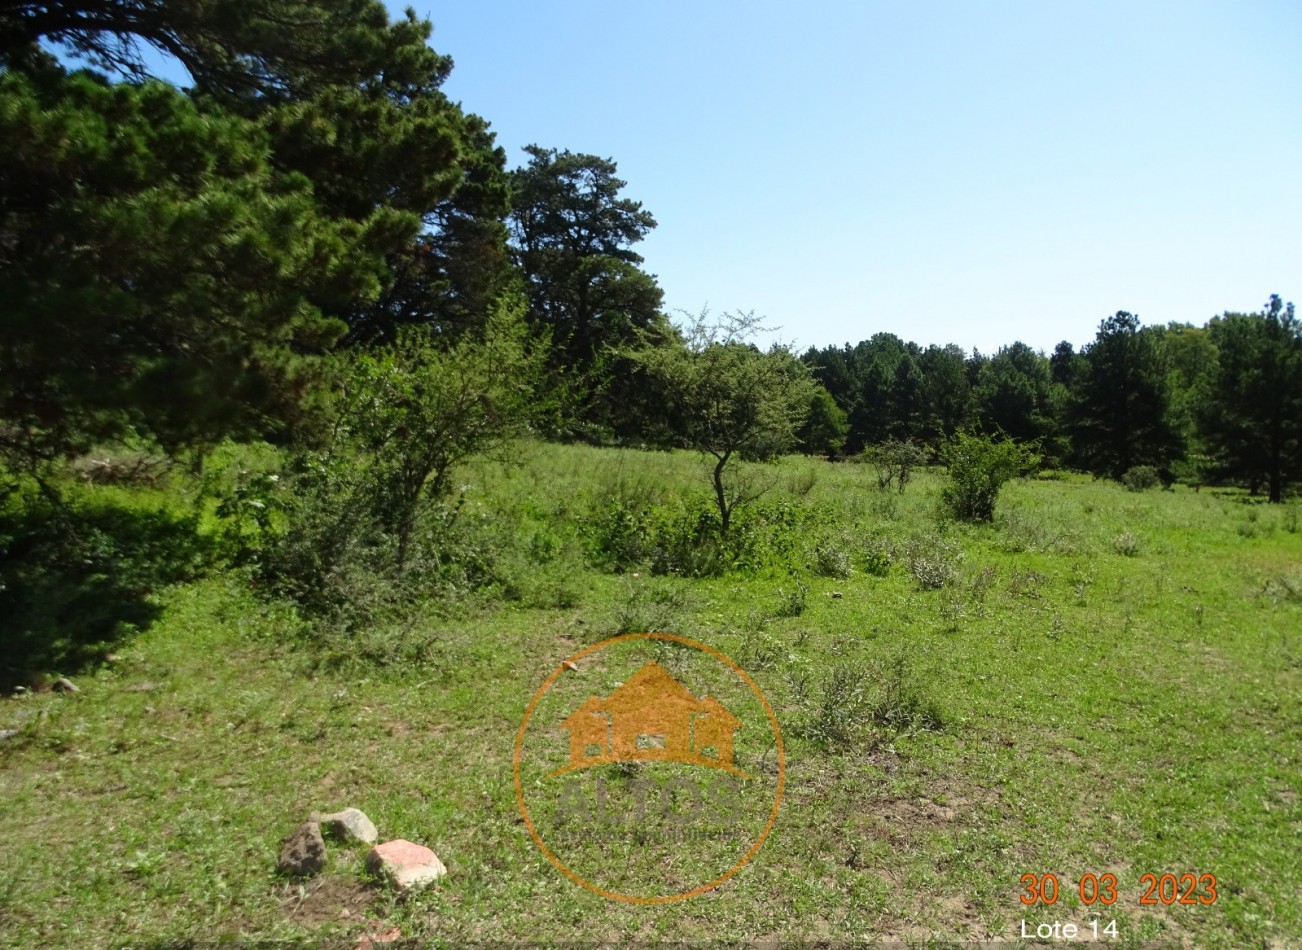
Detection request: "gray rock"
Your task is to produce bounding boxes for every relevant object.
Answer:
[52,677,79,693]
[0,729,19,741]
[277,821,327,878]
[320,807,378,845]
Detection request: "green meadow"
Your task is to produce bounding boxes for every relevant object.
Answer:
[1,440,1298,948]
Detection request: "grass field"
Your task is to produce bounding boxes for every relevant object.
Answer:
[1,441,1299,948]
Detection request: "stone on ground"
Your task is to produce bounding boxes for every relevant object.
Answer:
[366,840,446,892]
[278,821,327,878]
[320,807,378,845]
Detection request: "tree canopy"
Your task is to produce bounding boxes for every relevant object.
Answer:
[0,0,487,474]
[1198,296,1302,502]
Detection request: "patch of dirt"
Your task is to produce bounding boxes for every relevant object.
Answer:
[860,772,1004,844]
[277,873,378,928]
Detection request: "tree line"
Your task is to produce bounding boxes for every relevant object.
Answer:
[2,1,1300,504]
[801,300,1302,502]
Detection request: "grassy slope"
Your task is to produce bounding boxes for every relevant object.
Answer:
[0,442,1298,948]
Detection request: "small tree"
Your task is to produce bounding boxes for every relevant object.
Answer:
[628,310,816,532]
[862,438,927,493]
[797,387,849,457]
[325,298,544,571]
[940,432,1039,523]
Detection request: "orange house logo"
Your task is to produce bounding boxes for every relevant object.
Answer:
[514,633,785,904]
[549,661,750,779]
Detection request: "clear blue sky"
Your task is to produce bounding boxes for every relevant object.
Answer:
[410,0,1300,354]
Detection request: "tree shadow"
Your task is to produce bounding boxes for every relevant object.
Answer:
[0,499,209,691]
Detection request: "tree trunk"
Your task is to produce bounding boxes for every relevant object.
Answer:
[712,452,731,533]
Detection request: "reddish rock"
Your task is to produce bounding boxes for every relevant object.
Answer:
[366,839,446,891]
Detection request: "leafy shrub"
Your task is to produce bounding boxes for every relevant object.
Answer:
[859,438,927,493]
[1113,530,1141,557]
[801,654,944,749]
[1122,465,1160,492]
[584,494,836,578]
[214,470,286,564]
[861,537,893,577]
[811,537,853,578]
[1,493,208,686]
[906,534,962,590]
[939,432,1040,523]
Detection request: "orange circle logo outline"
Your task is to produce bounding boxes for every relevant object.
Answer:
[513,632,786,903]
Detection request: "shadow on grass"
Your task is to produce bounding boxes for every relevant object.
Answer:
[0,497,209,691]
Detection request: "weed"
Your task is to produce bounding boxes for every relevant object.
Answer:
[802,654,944,748]
[861,536,893,577]
[611,577,691,634]
[906,535,962,590]
[739,622,787,672]
[773,580,810,618]
[1007,569,1047,600]
[786,468,818,497]
[1113,530,1141,557]
[811,538,854,579]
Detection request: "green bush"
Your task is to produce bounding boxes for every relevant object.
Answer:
[859,438,927,493]
[1121,465,1160,492]
[939,432,1040,523]
[1113,530,1141,557]
[583,494,836,578]
[907,536,962,590]
[773,581,810,617]
[0,491,208,686]
[811,537,854,578]
[801,654,944,749]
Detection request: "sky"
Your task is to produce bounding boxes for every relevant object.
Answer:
[408,0,1300,354]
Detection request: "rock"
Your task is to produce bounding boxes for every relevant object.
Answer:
[320,807,378,845]
[366,840,446,892]
[278,821,327,878]
[52,677,79,693]
[351,928,402,950]
[0,729,19,741]
[104,653,122,664]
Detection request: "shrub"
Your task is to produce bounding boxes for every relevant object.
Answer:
[611,577,691,634]
[906,535,962,590]
[811,538,854,579]
[1113,530,1141,557]
[801,654,944,749]
[861,537,893,577]
[939,432,1040,523]
[1121,465,1160,492]
[1,491,208,686]
[860,438,927,493]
